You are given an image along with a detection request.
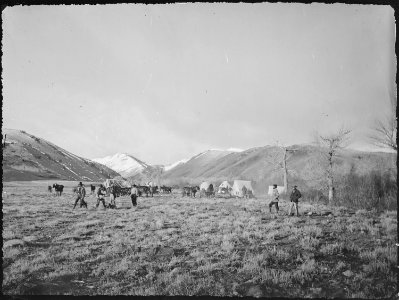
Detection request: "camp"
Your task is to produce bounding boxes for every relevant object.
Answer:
[231,180,254,198]
[268,185,286,196]
[217,181,232,194]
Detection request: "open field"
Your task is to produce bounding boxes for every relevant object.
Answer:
[2,181,397,297]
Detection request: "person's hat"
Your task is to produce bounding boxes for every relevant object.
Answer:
[273,184,277,188]
[79,182,83,186]
[293,185,297,188]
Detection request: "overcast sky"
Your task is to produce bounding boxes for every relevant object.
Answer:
[2,4,396,165]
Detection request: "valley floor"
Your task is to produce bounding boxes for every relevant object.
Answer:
[2,181,397,297]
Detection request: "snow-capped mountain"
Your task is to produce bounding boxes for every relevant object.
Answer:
[92,153,149,177]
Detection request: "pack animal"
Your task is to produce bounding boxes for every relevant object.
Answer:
[137,186,150,197]
[182,186,200,197]
[53,183,64,196]
[160,185,172,193]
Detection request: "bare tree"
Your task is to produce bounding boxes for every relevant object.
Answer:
[265,142,299,193]
[314,127,352,205]
[369,90,397,151]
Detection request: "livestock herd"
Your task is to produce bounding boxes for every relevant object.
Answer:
[48,181,254,199]
[47,183,174,198]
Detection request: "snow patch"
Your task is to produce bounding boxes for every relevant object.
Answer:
[227,147,244,152]
[164,158,189,171]
[61,164,79,177]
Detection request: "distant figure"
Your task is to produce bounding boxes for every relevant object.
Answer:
[53,183,64,196]
[289,185,302,216]
[73,182,87,209]
[130,184,139,207]
[109,184,117,209]
[269,184,279,213]
[48,185,52,193]
[90,184,96,195]
[96,184,107,209]
[242,186,248,198]
[207,184,214,198]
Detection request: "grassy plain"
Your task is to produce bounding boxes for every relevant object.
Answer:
[2,181,397,297]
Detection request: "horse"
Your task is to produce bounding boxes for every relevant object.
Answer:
[53,183,64,196]
[160,185,172,194]
[137,186,150,197]
[182,186,200,197]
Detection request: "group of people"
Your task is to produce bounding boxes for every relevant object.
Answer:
[72,181,302,215]
[72,182,139,210]
[269,184,302,216]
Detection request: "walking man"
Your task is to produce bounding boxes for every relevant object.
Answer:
[269,184,279,214]
[73,182,87,209]
[289,185,302,216]
[96,184,107,209]
[130,184,138,207]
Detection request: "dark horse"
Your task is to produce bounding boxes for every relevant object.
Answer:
[160,185,172,193]
[53,183,64,196]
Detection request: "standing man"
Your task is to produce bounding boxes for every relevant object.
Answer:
[130,184,138,207]
[242,185,248,198]
[73,182,87,209]
[96,184,107,209]
[269,184,279,214]
[289,185,302,216]
[109,183,117,209]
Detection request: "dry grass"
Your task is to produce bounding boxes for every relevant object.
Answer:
[2,181,397,297]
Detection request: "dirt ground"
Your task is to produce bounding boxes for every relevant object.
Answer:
[2,181,397,297]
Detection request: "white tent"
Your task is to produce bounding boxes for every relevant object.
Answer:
[231,180,254,198]
[268,185,286,196]
[104,177,131,189]
[200,181,212,191]
[218,181,232,194]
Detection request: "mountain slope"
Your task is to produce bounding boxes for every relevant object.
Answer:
[164,149,240,179]
[2,129,120,182]
[164,158,189,172]
[92,153,148,178]
[162,144,397,193]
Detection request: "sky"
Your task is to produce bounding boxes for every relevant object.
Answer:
[2,3,396,165]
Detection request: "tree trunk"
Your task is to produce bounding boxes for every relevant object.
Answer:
[283,148,288,194]
[328,153,334,205]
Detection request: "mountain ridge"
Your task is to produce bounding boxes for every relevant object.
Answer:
[2,129,120,182]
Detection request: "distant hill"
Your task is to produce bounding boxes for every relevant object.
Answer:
[162,144,397,193]
[93,149,242,185]
[2,129,120,182]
